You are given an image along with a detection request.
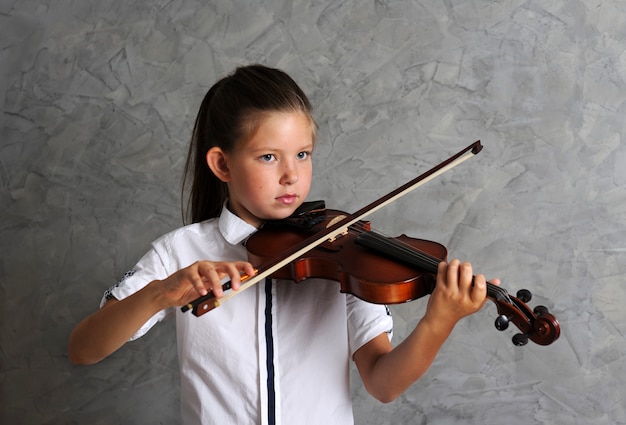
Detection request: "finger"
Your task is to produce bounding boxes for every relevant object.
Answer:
[242,262,256,279]
[436,260,451,290]
[458,261,474,291]
[188,269,211,297]
[472,273,487,303]
[446,259,461,290]
[488,277,501,286]
[231,262,256,291]
[219,262,247,291]
[437,261,448,284]
[197,262,225,297]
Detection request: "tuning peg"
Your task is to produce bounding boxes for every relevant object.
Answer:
[494,314,510,331]
[533,305,549,316]
[516,289,532,303]
[512,333,529,346]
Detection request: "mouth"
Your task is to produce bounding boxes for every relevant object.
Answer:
[276,194,299,205]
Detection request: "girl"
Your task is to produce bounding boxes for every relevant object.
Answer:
[68,64,490,425]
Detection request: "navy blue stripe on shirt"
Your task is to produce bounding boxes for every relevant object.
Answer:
[265,278,276,425]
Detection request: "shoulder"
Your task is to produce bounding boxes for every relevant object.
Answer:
[152,218,221,249]
[140,218,224,270]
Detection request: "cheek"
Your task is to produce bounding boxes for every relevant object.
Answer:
[304,165,313,185]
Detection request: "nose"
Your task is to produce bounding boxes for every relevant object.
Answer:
[279,159,298,185]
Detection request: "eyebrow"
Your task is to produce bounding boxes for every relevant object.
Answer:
[249,143,314,154]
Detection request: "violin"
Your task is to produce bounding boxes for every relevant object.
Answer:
[182,141,560,346]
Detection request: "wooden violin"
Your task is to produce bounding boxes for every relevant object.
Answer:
[249,203,559,346]
[182,141,561,346]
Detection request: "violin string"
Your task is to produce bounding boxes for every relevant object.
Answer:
[356,229,440,271]
[346,223,512,303]
[352,226,442,272]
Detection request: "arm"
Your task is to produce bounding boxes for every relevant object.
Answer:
[67,260,255,365]
[353,259,495,403]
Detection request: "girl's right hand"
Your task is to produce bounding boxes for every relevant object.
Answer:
[159,261,256,308]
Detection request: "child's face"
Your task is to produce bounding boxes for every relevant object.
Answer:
[224,111,314,228]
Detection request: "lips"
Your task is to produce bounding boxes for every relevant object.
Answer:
[276,194,298,204]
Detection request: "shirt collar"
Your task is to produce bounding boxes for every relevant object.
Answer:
[218,202,258,245]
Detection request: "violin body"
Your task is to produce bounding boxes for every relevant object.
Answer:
[246,209,447,305]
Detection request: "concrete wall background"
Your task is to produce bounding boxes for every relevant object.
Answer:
[1,0,625,424]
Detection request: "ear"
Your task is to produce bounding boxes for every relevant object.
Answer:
[206,147,231,182]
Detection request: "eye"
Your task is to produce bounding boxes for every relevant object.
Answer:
[296,151,309,160]
[260,154,275,162]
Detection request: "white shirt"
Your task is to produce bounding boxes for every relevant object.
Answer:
[103,205,393,425]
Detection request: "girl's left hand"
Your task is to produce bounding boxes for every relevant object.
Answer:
[423,259,498,331]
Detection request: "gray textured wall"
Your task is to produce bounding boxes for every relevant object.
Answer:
[2,0,625,424]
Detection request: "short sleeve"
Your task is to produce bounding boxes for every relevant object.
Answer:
[99,245,174,341]
[346,295,393,357]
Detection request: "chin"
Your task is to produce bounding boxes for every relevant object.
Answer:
[272,208,298,220]
[265,204,301,221]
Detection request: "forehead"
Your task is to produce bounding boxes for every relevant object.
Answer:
[240,111,315,149]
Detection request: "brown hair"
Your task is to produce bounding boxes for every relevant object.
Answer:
[181,64,315,224]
